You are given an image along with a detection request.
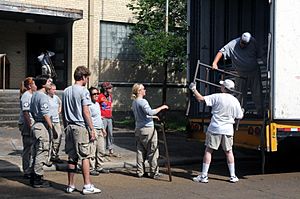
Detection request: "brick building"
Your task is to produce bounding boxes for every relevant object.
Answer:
[0,0,186,112]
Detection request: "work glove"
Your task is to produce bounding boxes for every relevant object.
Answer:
[189,82,196,92]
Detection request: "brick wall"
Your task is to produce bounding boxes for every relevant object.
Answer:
[0,0,187,111]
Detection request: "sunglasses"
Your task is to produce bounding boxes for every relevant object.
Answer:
[92,93,99,96]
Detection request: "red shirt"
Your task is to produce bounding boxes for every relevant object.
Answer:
[98,93,112,118]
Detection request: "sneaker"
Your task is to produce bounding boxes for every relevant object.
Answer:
[109,153,122,158]
[96,168,110,174]
[229,176,239,183]
[192,175,208,183]
[153,173,163,180]
[65,186,76,193]
[90,170,100,176]
[82,184,101,195]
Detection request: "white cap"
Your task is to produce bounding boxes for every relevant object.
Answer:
[219,79,235,90]
[241,32,251,43]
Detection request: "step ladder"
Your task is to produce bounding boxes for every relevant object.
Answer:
[155,121,172,182]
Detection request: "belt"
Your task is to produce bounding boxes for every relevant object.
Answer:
[35,120,46,123]
[67,122,78,126]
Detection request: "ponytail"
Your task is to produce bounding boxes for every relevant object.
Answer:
[20,77,34,97]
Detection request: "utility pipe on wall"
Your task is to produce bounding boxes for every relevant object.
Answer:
[1,54,6,91]
[88,0,94,87]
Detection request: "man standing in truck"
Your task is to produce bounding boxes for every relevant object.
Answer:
[212,32,264,116]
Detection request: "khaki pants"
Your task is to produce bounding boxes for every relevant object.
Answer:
[19,123,33,175]
[135,127,159,176]
[31,122,50,176]
[89,129,106,170]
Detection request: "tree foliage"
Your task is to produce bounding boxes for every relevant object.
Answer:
[127,0,187,72]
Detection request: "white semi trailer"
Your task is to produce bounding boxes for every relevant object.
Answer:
[187,0,300,172]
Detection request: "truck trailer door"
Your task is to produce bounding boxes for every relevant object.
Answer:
[272,0,300,120]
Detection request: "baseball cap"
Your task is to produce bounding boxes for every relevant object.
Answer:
[219,79,235,90]
[101,82,113,89]
[241,32,251,44]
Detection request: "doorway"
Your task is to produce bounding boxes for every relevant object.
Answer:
[27,33,68,90]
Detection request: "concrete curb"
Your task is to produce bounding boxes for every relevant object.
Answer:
[0,155,259,173]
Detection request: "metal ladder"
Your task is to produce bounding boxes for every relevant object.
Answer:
[155,121,172,182]
[186,60,243,114]
[186,61,243,129]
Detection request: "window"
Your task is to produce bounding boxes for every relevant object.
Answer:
[100,21,139,60]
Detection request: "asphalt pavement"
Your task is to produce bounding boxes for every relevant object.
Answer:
[2,127,300,199]
[0,126,259,174]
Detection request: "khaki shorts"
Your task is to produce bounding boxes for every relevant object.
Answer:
[65,124,92,163]
[205,132,233,151]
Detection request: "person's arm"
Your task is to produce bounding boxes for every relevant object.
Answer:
[83,104,96,141]
[152,105,169,115]
[23,111,32,129]
[212,52,223,69]
[43,114,58,139]
[254,38,266,65]
[236,105,244,120]
[57,96,62,114]
[101,128,107,137]
[147,115,160,120]
[44,115,52,129]
[189,83,205,102]
[142,99,168,116]
[61,103,67,128]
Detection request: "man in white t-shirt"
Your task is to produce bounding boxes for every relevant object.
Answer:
[189,79,243,183]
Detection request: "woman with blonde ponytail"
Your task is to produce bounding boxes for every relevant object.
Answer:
[131,83,168,179]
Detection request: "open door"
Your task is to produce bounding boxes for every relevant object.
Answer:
[27,33,68,90]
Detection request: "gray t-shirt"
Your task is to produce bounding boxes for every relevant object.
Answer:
[220,37,261,72]
[18,90,33,124]
[30,90,50,122]
[62,84,92,127]
[89,101,104,130]
[49,95,61,123]
[132,98,156,129]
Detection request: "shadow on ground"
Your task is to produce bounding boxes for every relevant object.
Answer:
[0,159,76,198]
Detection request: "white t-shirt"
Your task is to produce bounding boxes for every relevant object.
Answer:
[204,93,243,136]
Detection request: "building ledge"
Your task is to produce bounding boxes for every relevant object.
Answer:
[0,1,82,23]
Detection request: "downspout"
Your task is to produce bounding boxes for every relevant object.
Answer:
[88,0,94,87]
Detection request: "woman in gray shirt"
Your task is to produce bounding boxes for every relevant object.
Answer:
[88,87,109,175]
[131,83,168,179]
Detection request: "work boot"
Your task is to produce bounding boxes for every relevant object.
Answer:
[29,173,35,186]
[90,170,99,176]
[23,173,31,179]
[32,175,50,188]
[51,157,63,164]
[96,168,110,174]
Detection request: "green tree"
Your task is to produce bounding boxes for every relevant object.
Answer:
[127,0,187,104]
